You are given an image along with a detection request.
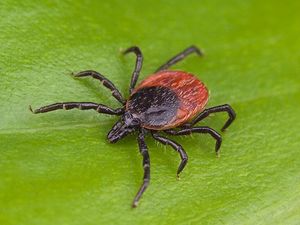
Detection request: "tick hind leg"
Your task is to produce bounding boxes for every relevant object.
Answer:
[123,46,143,94]
[187,104,236,131]
[132,129,150,208]
[74,70,125,104]
[30,102,124,115]
[152,132,188,178]
[164,126,222,156]
[155,45,203,72]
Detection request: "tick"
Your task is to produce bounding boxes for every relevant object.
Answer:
[30,46,236,207]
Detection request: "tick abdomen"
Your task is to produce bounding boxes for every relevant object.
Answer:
[127,71,209,130]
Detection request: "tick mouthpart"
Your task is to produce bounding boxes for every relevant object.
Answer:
[107,132,120,143]
[107,128,119,143]
[107,122,133,144]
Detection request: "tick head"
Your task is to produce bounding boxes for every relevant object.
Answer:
[107,112,141,143]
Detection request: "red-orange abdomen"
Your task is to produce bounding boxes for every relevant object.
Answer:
[127,70,209,130]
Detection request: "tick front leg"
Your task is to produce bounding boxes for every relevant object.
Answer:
[132,129,150,208]
[187,104,236,131]
[30,102,124,115]
[73,70,125,104]
[123,46,143,94]
[152,132,188,178]
[155,45,203,72]
[165,126,222,156]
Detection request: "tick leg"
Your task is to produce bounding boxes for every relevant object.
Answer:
[186,104,236,131]
[74,70,125,105]
[30,102,124,115]
[152,132,188,177]
[155,45,203,72]
[123,46,143,94]
[132,129,150,208]
[164,126,222,156]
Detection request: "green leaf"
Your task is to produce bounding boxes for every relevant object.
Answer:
[1,0,299,224]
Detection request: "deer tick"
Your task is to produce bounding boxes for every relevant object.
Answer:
[30,46,236,207]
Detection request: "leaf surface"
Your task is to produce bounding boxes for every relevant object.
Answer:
[1,1,300,224]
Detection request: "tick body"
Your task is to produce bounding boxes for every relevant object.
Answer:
[127,71,209,130]
[31,46,236,207]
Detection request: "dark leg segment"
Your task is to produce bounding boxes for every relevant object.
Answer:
[152,132,188,177]
[155,45,203,72]
[164,126,222,156]
[132,129,150,208]
[30,102,124,115]
[123,46,143,94]
[188,104,236,131]
[74,70,125,104]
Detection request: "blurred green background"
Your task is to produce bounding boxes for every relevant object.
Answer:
[0,0,299,224]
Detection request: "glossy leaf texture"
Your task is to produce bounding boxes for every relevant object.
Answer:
[0,0,300,224]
